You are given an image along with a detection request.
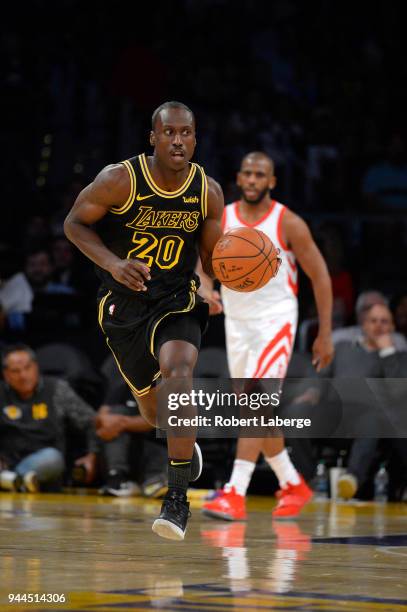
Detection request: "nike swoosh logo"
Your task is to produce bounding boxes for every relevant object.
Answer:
[136,193,154,201]
[170,461,191,466]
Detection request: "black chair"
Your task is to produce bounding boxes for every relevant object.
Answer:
[36,342,104,407]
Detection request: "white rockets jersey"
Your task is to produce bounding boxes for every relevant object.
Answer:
[221,200,298,320]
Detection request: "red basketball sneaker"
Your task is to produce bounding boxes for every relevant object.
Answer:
[201,523,247,548]
[272,475,313,519]
[272,521,311,559]
[202,487,247,521]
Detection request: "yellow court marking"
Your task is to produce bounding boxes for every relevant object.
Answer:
[1,495,406,612]
[3,588,407,611]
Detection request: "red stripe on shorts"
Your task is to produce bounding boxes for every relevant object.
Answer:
[257,345,289,378]
[252,322,292,378]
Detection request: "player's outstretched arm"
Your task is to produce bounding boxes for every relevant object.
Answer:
[199,177,224,278]
[283,210,334,371]
[64,164,150,291]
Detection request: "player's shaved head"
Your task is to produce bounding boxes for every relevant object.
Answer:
[152,101,195,130]
[150,101,196,170]
[241,152,274,175]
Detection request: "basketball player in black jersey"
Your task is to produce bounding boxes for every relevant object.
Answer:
[64,101,224,540]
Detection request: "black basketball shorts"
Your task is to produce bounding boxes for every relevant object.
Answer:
[97,285,209,397]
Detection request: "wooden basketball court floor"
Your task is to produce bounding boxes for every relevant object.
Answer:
[0,492,406,611]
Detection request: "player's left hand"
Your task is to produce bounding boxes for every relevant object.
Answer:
[312,334,334,372]
[207,289,223,315]
[198,286,223,315]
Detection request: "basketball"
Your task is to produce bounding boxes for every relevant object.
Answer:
[212,227,281,292]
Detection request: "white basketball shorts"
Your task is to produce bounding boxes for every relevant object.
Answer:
[225,309,298,379]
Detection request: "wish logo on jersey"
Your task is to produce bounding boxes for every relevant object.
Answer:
[126,206,200,232]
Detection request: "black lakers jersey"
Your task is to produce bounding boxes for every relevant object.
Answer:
[95,153,208,300]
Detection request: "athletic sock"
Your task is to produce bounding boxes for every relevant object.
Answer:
[265,449,300,488]
[167,458,192,495]
[224,459,256,497]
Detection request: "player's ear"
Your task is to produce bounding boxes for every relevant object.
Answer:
[150,131,155,147]
[236,171,242,187]
[269,176,277,190]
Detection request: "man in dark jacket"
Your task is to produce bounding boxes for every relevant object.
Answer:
[320,304,407,498]
[0,344,97,492]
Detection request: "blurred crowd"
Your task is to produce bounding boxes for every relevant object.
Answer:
[1,0,406,500]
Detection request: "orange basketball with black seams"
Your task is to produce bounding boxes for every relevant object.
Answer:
[212,227,282,292]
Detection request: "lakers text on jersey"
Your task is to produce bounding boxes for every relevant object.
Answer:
[95,153,208,300]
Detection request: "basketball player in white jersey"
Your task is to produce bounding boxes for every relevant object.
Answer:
[201,152,334,520]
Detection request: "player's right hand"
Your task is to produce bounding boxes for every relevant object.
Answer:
[109,258,151,291]
[312,333,334,372]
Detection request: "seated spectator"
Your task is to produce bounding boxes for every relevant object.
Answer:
[362,133,407,211]
[332,290,407,351]
[0,249,90,340]
[0,344,98,492]
[320,304,407,499]
[0,248,73,318]
[96,381,168,498]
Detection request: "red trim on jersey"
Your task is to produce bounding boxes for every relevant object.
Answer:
[276,206,289,250]
[288,274,298,296]
[252,323,292,378]
[286,256,297,273]
[234,200,276,228]
[221,207,226,232]
[258,345,290,378]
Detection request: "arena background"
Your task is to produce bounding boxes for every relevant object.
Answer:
[1,3,407,611]
[1,0,406,487]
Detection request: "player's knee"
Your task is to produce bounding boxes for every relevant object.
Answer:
[160,361,194,380]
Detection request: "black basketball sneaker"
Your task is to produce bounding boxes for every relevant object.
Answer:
[152,489,191,541]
